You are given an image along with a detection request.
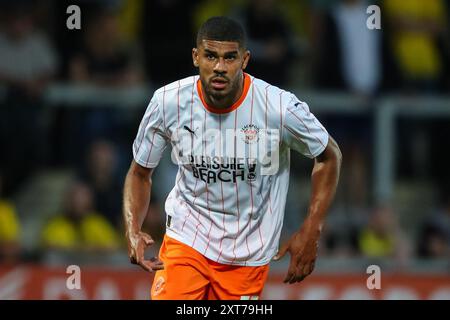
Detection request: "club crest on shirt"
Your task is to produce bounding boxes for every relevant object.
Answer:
[240,124,260,144]
[152,276,165,297]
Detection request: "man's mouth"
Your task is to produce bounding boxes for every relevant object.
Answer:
[211,77,228,90]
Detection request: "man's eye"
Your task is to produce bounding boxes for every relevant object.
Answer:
[226,56,236,61]
[206,54,215,60]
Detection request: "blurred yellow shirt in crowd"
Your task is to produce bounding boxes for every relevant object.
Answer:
[193,0,244,30]
[384,0,446,79]
[118,0,144,43]
[41,212,121,250]
[359,229,395,258]
[0,200,20,243]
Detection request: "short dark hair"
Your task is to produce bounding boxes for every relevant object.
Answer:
[196,16,247,49]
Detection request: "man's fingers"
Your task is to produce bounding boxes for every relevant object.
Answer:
[129,248,138,264]
[292,274,306,284]
[142,233,155,246]
[149,262,164,271]
[273,241,290,261]
[289,266,302,284]
[138,260,153,272]
[283,265,295,283]
[128,233,159,270]
[149,256,163,264]
[283,262,297,283]
[139,259,164,272]
[289,263,314,284]
[283,262,310,284]
[283,271,295,284]
[134,240,149,267]
[304,262,314,276]
[149,256,164,269]
[280,253,317,284]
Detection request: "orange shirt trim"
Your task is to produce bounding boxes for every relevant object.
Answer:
[197,73,251,114]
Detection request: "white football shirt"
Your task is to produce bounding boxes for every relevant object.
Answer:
[133,73,329,266]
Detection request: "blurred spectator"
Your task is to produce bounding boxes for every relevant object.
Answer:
[116,0,145,45]
[417,197,450,258]
[41,181,121,252]
[309,1,376,218]
[52,0,122,80]
[443,3,450,91]
[0,2,57,97]
[338,143,370,208]
[79,140,123,228]
[69,7,143,87]
[65,7,143,164]
[312,0,382,96]
[358,205,411,264]
[417,224,449,258]
[237,0,297,87]
[383,0,448,92]
[0,1,58,193]
[0,173,21,263]
[141,0,197,87]
[193,0,241,30]
[320,208,362,258]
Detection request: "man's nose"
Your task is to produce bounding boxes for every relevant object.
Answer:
[213,58,227,73]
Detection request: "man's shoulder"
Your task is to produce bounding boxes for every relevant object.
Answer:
[250,74,293,99]
[153,75,198,98]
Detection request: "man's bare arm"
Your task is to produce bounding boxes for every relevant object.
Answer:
[303,136,342,237]
[123,160,164,272]
[274,136,342,283]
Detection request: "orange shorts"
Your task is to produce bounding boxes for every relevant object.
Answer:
[150,235,269,300]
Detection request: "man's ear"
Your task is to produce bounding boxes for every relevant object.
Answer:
[242,50,250,70]
[192,48,199,67]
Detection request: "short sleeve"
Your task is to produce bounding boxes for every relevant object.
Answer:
[133,95,169,168]
[282,95,329,158]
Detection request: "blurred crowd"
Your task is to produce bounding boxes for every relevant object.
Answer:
[0,0,449,268]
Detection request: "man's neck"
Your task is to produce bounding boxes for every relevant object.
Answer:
[204,73,244,110]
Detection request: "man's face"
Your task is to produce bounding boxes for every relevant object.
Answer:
[193,40,250,101]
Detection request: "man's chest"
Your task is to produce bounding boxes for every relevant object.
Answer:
[166,100,282,180]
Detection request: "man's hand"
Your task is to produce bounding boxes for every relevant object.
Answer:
[273,223,320,284]
[126,231,164,272]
